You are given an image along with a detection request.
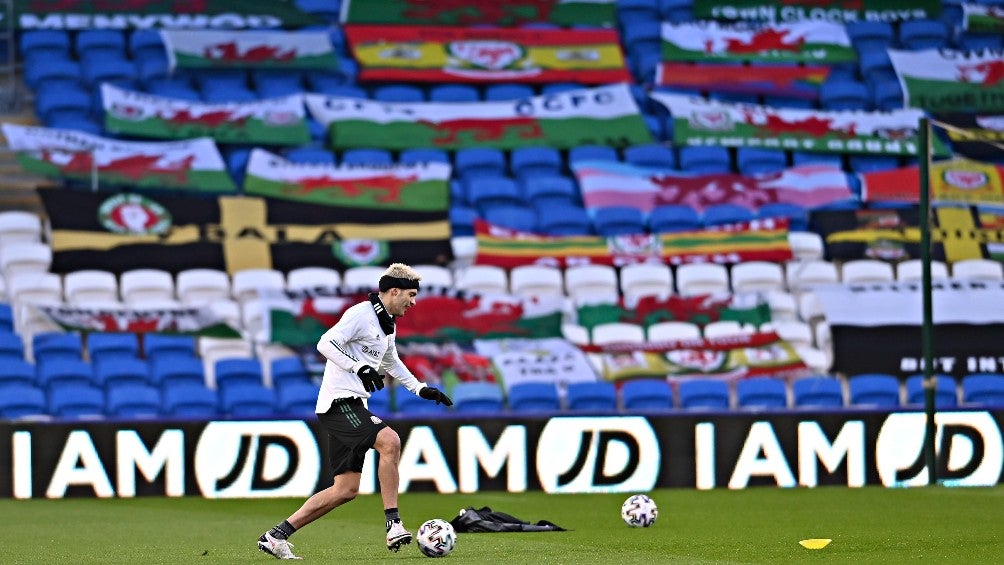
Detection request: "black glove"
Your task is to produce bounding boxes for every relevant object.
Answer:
[356,365,384,393]
[419,386,453,406]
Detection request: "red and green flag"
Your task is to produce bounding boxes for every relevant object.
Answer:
[889,48,1004,112]
[160,29,336,70]
[102,84,309,146]
[860,158,1004,206]
[340,0,617,27]
[2,123,235,192]
[345,25,629,83]
[36,304,240,338]
[693,0,941,23]
[964,4,1004,33]
[243,149,450,211]
[305,84,651,150]
[575,293,772,332]
[661,20,855,64]
[656,62,828,99]
[652,92,934,156]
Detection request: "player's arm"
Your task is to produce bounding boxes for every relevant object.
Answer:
[384,341,452,405]
[316,310,368,374]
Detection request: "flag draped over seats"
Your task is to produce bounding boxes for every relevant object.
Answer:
[340,0,617,27]
[888,48,1004,113]
[160,29,337,70]
[660,20,856,63]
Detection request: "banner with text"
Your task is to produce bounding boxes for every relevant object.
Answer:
[661,21,854,64]
[345,26,630,83]
[693,0,941,23]
[656,62,828,99]
[340,0,617,27]
[2,124,235,192]
[306,84,652,150]
[37,304,240,337]
[4,0,322,29]
[160,29,336,71]
[889,48,1004,113]
[860,159,1004,205]
[473,338,600,391]
[101,85,309,146]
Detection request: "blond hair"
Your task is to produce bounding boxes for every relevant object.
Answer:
[383,263,421,281]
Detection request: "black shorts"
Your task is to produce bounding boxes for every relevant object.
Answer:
[316,397,388,475]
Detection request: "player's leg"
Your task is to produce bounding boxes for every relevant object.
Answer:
[373,426,412,552]
[287,470,363,527]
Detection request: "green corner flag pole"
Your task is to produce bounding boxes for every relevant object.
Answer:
[919,117,937,486]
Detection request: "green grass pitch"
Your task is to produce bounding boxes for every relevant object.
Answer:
[3,486,1003,564]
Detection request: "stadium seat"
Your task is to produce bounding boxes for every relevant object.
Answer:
[161,383,218,418]
[565,265,619,303]
[905,374,958,408]
[484,83,534,101]
[285,147,336,165]
[395,387,451,414]
[702,320,751,339]
[768,319,814,349]
[177,269,231,305]
[736,148,788,176]
[94,357,150,388]
[647,321,702,341]
[792,376,845,408]
[412,264,454,288]
[569,145,619,167]
[36,358,94,391]
[342,148,394,166]
[592,323,646,345]
[786,260,839,291]
[898,19,949,50]
[858,49,895,84]
[270,357,312,389]
[0,211,43,245]
[621,379,674,411]
[702,204,754,227]
[757,202,809,231]
[455,265,509,294]
[87,332,140,364]
[522,175,578,208]
[106,383,161,419]
[649,204,701,233]
[678,379,730,409]
[81,55,137,88]
[119,269,175,304]
[566,381,618,411]
[0,383,47,419]
[373,84,426,102]
[149,355,206,389]
[848,374,901,408]
[128,29,164,60]
[33,333,83,364]
[957,33,1004,51]
[0,333,26,362]
[620,263,673,302]
[286,266,341,292]
[201,84,258,104]
[48,384,105,419]
[214,359,264,393]
[510,265,565,298]
[730,261,786,293]
[399,148,450,166]
[35,86,91,124]
[0,242,51,278]
[507,382,561,412]
[276,381,321,416]
[736,377,788,409]
[537,204,592,235]
[623,143,676,169]
[593,206,646,236]
[20,30,71,59]
[428,84,480,102]
[961,374,1004,407]
[231,268,286,304]
[870,77,905,111]
[219,383,276,417]
[895,259,949,282]
[510,147,563,181]
[144,334,196,362]
[679,146,731,174]
[455,148,507,182]
[846,21,894,52]
[820,78,871,111]
[343,266,386,291]
[952,259,1004,282]
[469,178,524,214]
[848,155,900,174]
[675,263,730,296]
[841,259,894,284]
[451,382,505,414]
[0,304,10,333]
[75,29,126,58]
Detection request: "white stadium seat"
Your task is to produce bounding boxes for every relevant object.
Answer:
[896,259,949,283]
[63,269,119,305]
[231,268,286,303]
[786,260,839,292]
[841,259,894,284]
[120,269,175,304]
[675,263,729,296]
[646,320,701,341]
[287,267,341,292]
[952,259,1003,282]
[177,268,231,305]
[455,265,508,294]
[342,266,387,291]
[510,265,564,298]
[0,242,52,278]
[620,263,673,302]
[730,261,786,293]
[0,211,43,245]
[565,264,619,302]
[591,322,646,345]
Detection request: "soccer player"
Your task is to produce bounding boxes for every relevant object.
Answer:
[257,263,454,559]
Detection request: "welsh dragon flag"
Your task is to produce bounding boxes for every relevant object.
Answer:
[1,124,236,192]
[888,48,1004,112]
[305,84,651,150]
[340,0,617,27]
[261,286,564,346]
[963,4,1004,33]
[102,85,310,145]
[575,293,772,332]
[37,303,240,337]
[160,29,336,70]
[243,149,450,211]
[661,20,855,63]
[651,92,932,156]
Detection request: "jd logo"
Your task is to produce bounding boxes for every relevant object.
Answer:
[875,412,1003,487]
[536,417,659,493]
[195,422,320,498]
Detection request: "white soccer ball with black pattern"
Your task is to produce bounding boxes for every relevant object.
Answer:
[621,494,658,527]
[417,518,456,558]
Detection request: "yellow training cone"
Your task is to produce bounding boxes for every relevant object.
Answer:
[799,539,832,550]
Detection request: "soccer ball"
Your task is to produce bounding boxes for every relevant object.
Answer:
[621,494,658,528]
[417,518,456,558]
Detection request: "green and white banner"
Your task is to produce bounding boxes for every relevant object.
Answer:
[340,0,617,27]
[1,123,235,192]
[651,92,930,156]
[160,29,336,70]
[243,149,451,211]
[102,85,309,146]
[305,84,652,150]
[36,304,240,337]
[889,48,1004,112]
[3,0,321,29]
[963,4,1004,33]
[693,0,941,23]
[661,21,855,63]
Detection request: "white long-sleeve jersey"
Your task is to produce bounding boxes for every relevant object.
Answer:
[314,299,427,413]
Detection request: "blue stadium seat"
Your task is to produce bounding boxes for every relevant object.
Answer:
[567,381,618,411]
[569,145,619,167]
[541,82,585,96]
[201,85,258,103]
[522,175,578,207]
[848,373,901,408]
[276,381,320,416]
[631,49,662,84]
[621,379,674,411]
[87,332,140,363]
[219,383,275,417]
[792,376,844,408]
[507,382,560,412]
[0,332,25,361]
[285,146,336,165]
[848,155,900,174]
[455,148,507,181]
[736,148,788,176]
[37,359,94,391]
[678,379,730,409]
[150,355,206,389]
[75,29,126,58]
[296,0,342,22]
[905,374,958,408]
[271,357,311,389]
[757,202,809,231]
[429,84,480,102]
[192,68,248,91]
[702,203,755,227]
[537,204,592,235]
[81,55,138,88]
[820,79,871,111]
[342,148,394,166]
[24,57,82,90]
[106,383,162,419]
[484,205,538,232]
[396,387,451,414]
[649,204,701,233]
[620,15,661,52]
[593,206,646,236]
[468,177,523,213]
[846,21,894,52]
[624,143,677,169]
[137,56,172,88]
[510,147,563,181]
[162,383,218,418]
[94,357,150,388]
[0,359,35,386]
[451,382,505,414]
[736,377,788,409]
[33,333,83,364]
[791,151,844,169]
[310,80,366,97]
[484,83,535,101]
[128,29,165,60]
[252,69,304,98]
[35,87,91,125]
[0,383,47,419]
[957,33,1004,51]
[678,146,732,174]
[898,19,949,50]
[215,359,264,391]
[961,373,1004,407]
[49,384,105,419]
[870,78,905,111]
[399,148,450,165]
[373,84,426,102]
[0,304,11,333]
[762,96,816,110]
[144,334,196,361]
[20,30,71,59]
[449,205,478,237]
[147,80,201,101]
[858,50,895,84]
